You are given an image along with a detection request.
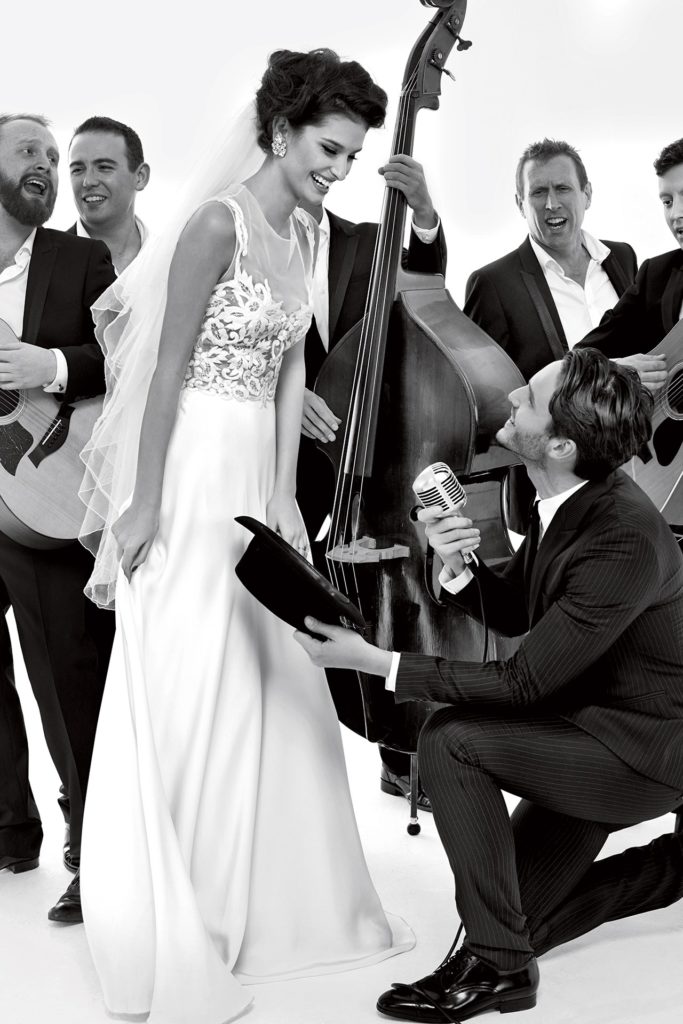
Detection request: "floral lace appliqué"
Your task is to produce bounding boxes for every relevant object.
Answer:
[183,263,311,405]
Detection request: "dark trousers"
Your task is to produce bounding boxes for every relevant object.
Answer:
[0,533,114,862]
[419,709,683,970]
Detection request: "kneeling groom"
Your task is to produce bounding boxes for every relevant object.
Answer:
[295,347,683,1022]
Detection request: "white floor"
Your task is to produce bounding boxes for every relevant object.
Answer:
[1,613,682,1024]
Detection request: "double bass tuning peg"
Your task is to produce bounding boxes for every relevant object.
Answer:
[429,48,456,81]
[445,11,472,50]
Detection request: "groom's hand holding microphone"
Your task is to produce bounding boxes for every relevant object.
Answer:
[412,463,481,580]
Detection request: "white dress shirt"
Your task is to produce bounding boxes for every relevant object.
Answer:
[311,209,332,350]
[0,228,36,338]
[311,212,440,350]
[76,215,148,274]
[528,230,619,349]
[385,480,588,690]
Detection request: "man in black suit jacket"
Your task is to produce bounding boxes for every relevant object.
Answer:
[296,154,447,800]
[580,137,683,371]
[464,139,637,381]
[297,154,447,541]
[296,348,683,1022]
[0,115,115,923]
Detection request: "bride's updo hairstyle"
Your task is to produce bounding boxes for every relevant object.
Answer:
[255,48,388,152]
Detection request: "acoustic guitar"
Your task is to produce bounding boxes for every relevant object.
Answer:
[625,318,683,524]
[0,318,102,548]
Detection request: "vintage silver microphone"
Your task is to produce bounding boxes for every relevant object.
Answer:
[412,462,474,563]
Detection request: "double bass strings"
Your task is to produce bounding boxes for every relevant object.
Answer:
[326,65,419,619]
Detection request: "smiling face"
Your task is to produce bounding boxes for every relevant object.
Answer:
[517,154,591,257]
[69,131,148,230]
[497,361,564,465]
[0,118,59,226]
[658,162,683,250]
[276,113,368,212]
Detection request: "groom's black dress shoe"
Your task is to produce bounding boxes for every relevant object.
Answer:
[63,825,79,873]
[48,871,83,924]
[0,853,39,874]
[377,947,539,1022]
[380,766,432,812]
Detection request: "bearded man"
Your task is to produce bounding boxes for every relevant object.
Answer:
[0,114,115,924]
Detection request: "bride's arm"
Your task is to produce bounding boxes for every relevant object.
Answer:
[267,339,308,553]
[115,202,236,580]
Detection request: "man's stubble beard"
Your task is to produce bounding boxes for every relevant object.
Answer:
[496,425,550,468]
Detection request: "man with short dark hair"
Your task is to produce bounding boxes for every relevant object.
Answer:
[464,139,637,381]
[580,137,683,360]
[0,112,115,923]
[296,347,683,1022]
[68,116,150,273]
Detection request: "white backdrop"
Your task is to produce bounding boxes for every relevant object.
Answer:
[6,0,681,302]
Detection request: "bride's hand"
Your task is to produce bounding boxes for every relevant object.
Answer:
[266,493,309,557]
[112,502,160,582]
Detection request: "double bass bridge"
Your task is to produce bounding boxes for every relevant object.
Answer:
[326,536,410,565]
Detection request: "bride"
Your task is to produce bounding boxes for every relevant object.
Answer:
[78,48,413,1024]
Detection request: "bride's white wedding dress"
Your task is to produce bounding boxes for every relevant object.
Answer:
[81,185,413,1024]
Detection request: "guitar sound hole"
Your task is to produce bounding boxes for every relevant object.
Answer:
[664,367,683,419]
[0,390,22,422]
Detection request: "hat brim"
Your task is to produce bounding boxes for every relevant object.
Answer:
[234,516,366,633]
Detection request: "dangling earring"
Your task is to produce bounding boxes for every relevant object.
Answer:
[271,132,287,158]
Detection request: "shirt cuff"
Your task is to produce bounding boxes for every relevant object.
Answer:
[411,215,440,245]
[43,349,68,394]
[438,559,476,595]
[385,651,401,692]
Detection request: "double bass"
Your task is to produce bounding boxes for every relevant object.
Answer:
[315,0,525,768]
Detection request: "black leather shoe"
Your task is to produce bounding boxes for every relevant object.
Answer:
[377,947,539,1021]
[63,826,79,873]
[380,766,432,812]
[0,853,39,874]
[47,871,83,924]
[63,846,79,873]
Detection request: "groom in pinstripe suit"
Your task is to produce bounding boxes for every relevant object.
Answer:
[296,347,683,1022]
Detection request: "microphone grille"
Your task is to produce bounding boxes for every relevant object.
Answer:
[412,462,466,511]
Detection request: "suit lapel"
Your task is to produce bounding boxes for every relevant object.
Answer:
[22,228,58,345]
[528,476,613,622]
[661,264,683,334]
[601,249,631,296]
[518,239,568,360]
[327,213,359,345]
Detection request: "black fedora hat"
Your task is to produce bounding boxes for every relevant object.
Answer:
[234,516,366,634]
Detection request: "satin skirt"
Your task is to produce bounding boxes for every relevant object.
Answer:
[81,389,413,1024]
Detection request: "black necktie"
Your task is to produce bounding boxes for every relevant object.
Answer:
[523,501,541,589]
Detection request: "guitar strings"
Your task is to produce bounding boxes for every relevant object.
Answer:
[0,394,99,456]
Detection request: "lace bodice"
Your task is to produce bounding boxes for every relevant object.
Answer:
[183,186,315,404]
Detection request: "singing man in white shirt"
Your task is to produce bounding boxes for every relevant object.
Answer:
[464,138,640,383]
